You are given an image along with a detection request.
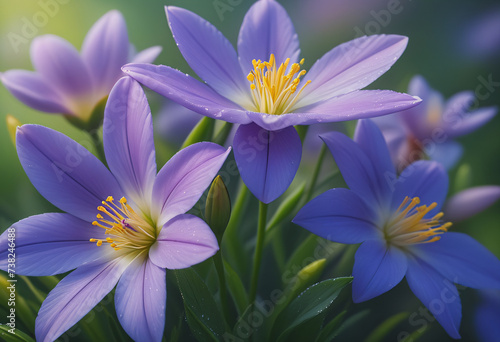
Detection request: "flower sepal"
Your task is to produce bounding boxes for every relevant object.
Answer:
[64,96,108,132]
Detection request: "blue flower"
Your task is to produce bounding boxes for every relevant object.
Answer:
[293,119,500,338]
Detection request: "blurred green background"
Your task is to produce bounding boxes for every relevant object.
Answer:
[1,0,499,341]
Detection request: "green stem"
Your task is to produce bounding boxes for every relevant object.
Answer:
[89,130,106,163]
[304,143,327,203]
[249,201,268,304]
[213,122,234,145]
[213,251,232,326]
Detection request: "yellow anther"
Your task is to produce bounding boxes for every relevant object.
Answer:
[119,197,127,204]
[106,196,114,202]
[300,58,305,65]
[96,240,103,247]
[89,238,96,242]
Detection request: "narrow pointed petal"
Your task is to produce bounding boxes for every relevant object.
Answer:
[31,35,93,98]
[130,46,162,64]
[152,143,230,227]
[410,232,500,289]
[0,213,109,276]
[406,257,462,339]
[444,185,500,222]
[0,70,71,114]
[391,161,448,214]
[103,77,156,210]
[427,141,463,170]
[443,106,497,138]
[352,239,407,302]
[442,90,475,120]
[238,0,300,73]
[166,6,252,107]
[81,10,129,94]
[149,214,219,269]
[123,63,251,124]
[115,255,166,342]
[292,188,379,244]
[16,125,123,222]
[297,35,408,106]
[233,123,301,203]
[35,257,132,342]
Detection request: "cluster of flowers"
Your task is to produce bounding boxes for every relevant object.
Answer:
[1,1,499,341]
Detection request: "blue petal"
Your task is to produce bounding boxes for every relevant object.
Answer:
[475,291,500,342]
[406,257,462,339]
[238,0,300,73]
[410,232,500,289]
[166,6,252,108]
[293,188,379,244]
[426,141,463,170]
[35,257,131,342]
[16,125,123,222]
[103,77,156,212]
[391,160,448,215]
[0,213,109,276]
[115,255,166,342]
[233,123,301,203]
[352,239,407,302]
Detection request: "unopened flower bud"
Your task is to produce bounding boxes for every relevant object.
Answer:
[205,175,231,241]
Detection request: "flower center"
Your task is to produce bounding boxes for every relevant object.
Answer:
[90,196,156,251]
[246,54,311,115]
[383,196,452,246]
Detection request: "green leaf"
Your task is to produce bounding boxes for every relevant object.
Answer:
[266,182,306,232]
[0,325,35,342]
[335,309,370,337]
[181,116,216,148]
[175,268,226,341]
[271,277,352,342]
[315,310,347,342]
[280,312,325,342]
[224,261,248,316]
[363,312,410,342]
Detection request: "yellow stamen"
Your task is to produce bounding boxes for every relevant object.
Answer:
[246,53,311,115]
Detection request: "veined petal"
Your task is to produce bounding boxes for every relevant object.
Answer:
[115,255,166,342]
[31,34,93,99]
[444,185,500,222]
[0,70,71,114]
[35,256,133,342]
[292,188,379,244]
[352,239,407,302]
[103,77,156,212]
[443,106,497,138]
[123,63,251,124]
[406,257,462,339]
[391,161,448,215]
[296,35,408,106]
[410,232,500,289]
[166,6,252,107]
[149,214,218,269]
[130,46,162,64]
[16,125,123,222]
[426,141,463,170]
[0,213,109,276]
[238,0,300,73]
[81,10,129,94]
[233,123,301,203]
[152,143,230,227]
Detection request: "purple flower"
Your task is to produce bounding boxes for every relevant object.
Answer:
[444,186,500,222]
[293,119,500,338]
[0,77,230,342]
[0,10,161,127]
[122,0,421,203]
[374,75,497,170]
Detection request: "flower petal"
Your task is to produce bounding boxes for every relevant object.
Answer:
[16,125,123,222]
[81,10,129,94]
[352,239,407,302]
[410,232,500,289]
[238,0,300,73]
[103,77,156,212]
[115,255,166,342]
[233,123,301,203]
[130,46,162,64]
[35,257,132,342]
[31,34,93,99]
[443,106,497,138]
[292,188,379,244]
[152,142,230,227]
[0,213,109,276]
[0,70,71,114]
[391,160,448,215]
[166,6,252,107]
[426,141,463,170]
[444,185,500,222]
[297,35,408,106]
[149,214,219,269]
[406,257,462,339]
[123,63,251,124]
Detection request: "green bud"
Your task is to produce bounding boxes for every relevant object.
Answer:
[6,114,21,147]
[64,95,108,132]
[454,163,472,193]
[205,175,231,241]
